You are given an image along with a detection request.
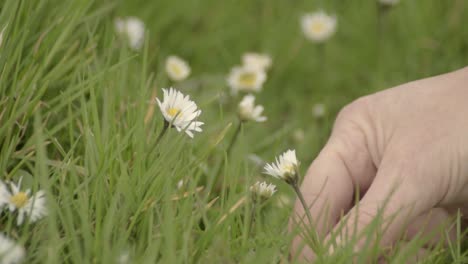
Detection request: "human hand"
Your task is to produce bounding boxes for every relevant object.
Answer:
[291,67,468,261]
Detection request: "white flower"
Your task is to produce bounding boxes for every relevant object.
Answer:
[115,17,145,51]
[242,53,272,71]
[250,181,276,202]
[227,66,266,94]
[238,94,267,122]
[0,233,25,264]
[263,149,299,184]
[379,0,399,6]
[312,103,326,118]
[301,11,337,43]
[156,88,204,138]
[0,179,47,226]
[165,56,191,81]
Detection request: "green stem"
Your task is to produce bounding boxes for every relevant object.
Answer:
[153,121,169,150]
[226,121,242,157]
[292,182,313,226]
[247,203,256,238]
[292,181,322,254]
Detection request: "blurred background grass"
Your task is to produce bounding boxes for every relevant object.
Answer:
[0,0,467,263]
[117,0,468,162]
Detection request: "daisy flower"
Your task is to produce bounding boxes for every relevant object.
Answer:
[0,233,25,264]
[238,94,267,123]
[165,55,191,81]
[301,11,337,43]
[263,149,299,184]
[227,66,266,94]
[242,53,272,71]
[156,88,204,138]
[379,0,399,6]
[115,17,145,51]
[250,181,277,202]
[0,179,47,226]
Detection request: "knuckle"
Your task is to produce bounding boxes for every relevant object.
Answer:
[335,96,372,124]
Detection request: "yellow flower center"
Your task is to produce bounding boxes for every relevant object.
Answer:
[10,192,29,208]
[282,164,295,174]
[239,72,257,87]
[169,64,183,76]
[167,107,181,118]
[310,22,325,34]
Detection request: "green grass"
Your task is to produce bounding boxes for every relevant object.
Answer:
[1,0,468,263]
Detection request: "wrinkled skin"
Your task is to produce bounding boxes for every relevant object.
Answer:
[291,67,468,261]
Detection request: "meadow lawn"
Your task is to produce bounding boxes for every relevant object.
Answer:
[1,0,468,263]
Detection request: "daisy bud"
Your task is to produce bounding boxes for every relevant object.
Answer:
[250,181,277,203]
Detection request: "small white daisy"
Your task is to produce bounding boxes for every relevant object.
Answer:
[0,179,47,226]
[242,53,272,71]
[115,17,145,51]
[263,149,299,184]
[301,11,337,43]
[312,103,326,118]
[238,94,267,123]
[156,88,204,138]
[165,55,191,81]
[378,0,399,6]
[0,233,25,264]
[250,181,277,202]
[227,66,266,94]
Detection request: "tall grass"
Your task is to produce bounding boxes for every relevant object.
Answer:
[0,0,467,263]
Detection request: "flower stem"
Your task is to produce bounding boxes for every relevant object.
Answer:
[247,203,256,238]
[291,181,322,253]
[291,182,313,226]
[226,121,242,157]
[153,121,169,150]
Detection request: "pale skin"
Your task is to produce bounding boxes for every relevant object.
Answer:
[291,66,468,261]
